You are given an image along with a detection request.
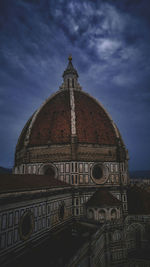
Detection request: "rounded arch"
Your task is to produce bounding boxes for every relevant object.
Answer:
[126,223,145,233]
[39,163,57,179]
[111,209,117,220]
[126,223,145,250]
[112,230,122,241]
[99,209,106,220]
[88,209,94,220]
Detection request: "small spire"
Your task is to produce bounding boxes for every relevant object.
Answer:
[68,55,72,62]
[62,55,78,78]
[59,56,82,91]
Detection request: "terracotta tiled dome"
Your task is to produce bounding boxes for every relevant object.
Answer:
[15,57,127,167]
[16,89,120,151]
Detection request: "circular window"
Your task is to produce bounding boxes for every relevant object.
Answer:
[19,211,34,241]
[91,163,108,184]
[92,164,103,179]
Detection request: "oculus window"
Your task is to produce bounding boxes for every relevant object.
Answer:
[92,164,103,179]
[91,163,108,184]
[19,211,34,241]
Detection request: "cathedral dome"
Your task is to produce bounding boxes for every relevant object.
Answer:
[15,57,127,168]
[16,89,119,150]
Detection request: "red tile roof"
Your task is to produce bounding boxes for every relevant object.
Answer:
[74,91,117,145]
[29,91,71,146]
[86,188,121,207]
[127,185,150,214]
[16,89,120,150]
[0,174,69,193]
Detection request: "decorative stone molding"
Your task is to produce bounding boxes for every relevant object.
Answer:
[90,163,109,185]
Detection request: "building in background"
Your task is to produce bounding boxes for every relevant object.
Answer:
[0,57,150,267]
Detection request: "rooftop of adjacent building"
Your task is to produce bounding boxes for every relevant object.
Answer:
[1,174,150,215]
[86,188,122,207]
[0,174,69,194]
[127,184,150,215]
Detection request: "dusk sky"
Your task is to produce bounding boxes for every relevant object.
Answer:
[0,0,150,170]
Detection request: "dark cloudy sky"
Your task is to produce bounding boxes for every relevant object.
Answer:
[0,0,150,170]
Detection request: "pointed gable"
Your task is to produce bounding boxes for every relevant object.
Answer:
[86,188,121,208]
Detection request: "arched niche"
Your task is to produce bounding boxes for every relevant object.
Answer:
[112,230,122,242]
[126,223,145,251]
[111,209,117,220]
[39,163,57,179]
[88,209,94,220]
[99,209,106,220]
